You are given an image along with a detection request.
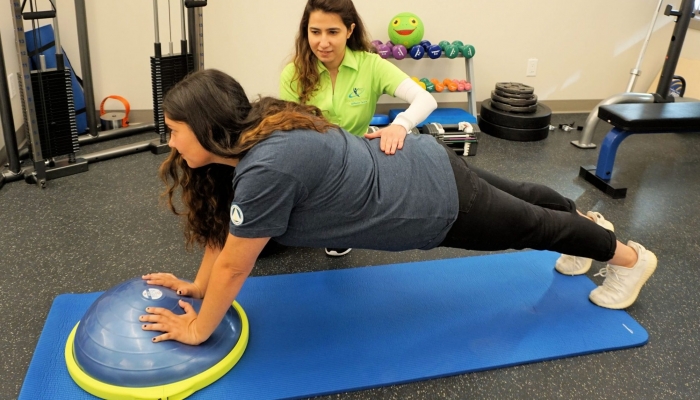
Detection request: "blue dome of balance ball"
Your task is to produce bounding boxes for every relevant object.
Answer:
[69,277,247,389]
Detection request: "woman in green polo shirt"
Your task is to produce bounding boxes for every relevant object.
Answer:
[280,0,437,257]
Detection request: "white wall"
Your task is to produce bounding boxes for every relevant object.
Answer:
[1,0,700,148]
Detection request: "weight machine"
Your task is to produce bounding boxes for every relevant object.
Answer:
[0,0,206,189]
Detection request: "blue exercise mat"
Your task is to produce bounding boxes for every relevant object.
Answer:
[389,107,478,127]
[19,251,648,399]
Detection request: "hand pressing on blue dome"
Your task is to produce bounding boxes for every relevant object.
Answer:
[142,272,204,299]
[140,300,204,345]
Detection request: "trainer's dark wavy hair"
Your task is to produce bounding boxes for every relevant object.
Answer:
[159,69,335,250]
[291,0,372,104]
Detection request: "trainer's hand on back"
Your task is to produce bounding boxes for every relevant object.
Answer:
[364,124,407,155]
[142,273,203,299]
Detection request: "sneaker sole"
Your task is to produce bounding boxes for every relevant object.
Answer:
[555,257,592,275]
[325,249,352,257]
[590,251,658,309]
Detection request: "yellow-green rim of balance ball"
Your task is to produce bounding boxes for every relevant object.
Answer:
[64,301,249,400]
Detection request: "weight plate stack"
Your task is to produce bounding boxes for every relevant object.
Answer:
[479,82,552,142]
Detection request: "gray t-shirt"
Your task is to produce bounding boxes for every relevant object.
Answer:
[229,128,458,251]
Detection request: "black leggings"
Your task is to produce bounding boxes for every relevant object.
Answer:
[439,146,617,262]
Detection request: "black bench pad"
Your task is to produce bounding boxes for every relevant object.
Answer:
[598,102,700,132]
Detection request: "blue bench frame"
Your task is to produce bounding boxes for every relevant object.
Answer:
[580,102,700,198]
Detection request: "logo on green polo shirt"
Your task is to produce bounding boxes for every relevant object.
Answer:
[348,87,365,98]
[348,87,368,106]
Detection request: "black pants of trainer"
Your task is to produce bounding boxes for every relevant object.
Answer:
[439,146,617,262]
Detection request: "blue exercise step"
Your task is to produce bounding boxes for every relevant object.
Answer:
[389,107,477,127]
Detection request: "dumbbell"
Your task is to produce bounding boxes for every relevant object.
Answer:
[451,79,472,91]
[443,44,459,59]
[459,80,473,91]
[429,78,445,92]
[420,78,435,92]
[409,45,425,60]
[460,44,475,59]
[451,79,467,91]
[442,78,458,92]
[438,40,450,51]
[377,44,391,59]
[419,40,432,51]
[411,76,426,90]
[427,44,442,59]
[392,44,407,60]
[371,40,383,49]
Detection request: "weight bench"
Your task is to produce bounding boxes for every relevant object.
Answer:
[580,102,700,198]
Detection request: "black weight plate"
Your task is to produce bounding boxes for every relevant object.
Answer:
[490,99,538,113]
[479,99,552,129]
[495,82,534,95]
[494,88,533,99]
[491,90,538,106]
[478,116,549,142]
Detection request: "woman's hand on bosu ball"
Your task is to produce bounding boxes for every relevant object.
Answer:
[142,272,204,299]
[141,300,204,345]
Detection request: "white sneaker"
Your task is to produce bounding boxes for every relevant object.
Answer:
[589,241,657,309]
[325,248,352,257]
[555,211,615,275]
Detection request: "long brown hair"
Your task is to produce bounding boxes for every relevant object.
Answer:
[291,0,373,104]
[159,69,335,249]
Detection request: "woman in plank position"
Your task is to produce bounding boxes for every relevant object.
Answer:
[141,69,656,345]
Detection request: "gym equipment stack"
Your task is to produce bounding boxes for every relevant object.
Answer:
[479,82,552,142]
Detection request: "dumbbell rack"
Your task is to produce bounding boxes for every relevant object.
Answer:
[386,52,477,120]
[381,51,479,156]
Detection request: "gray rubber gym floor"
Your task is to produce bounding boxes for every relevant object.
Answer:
[1,113,699,399]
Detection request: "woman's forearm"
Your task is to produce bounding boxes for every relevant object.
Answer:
[193,245,222,297]
[192,234,269,343]
[194,257,253,342]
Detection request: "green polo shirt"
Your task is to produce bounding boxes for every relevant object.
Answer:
[279,49,408,136]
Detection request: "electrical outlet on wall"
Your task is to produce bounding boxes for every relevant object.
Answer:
[8,73,18,98]
[526,58,538,77]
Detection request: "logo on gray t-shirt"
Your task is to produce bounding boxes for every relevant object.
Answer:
[230,204,244,226]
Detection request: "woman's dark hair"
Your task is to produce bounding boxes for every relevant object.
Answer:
[159,69,335,249]
[290,0,372,104]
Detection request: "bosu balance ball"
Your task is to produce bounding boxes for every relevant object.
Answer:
[64,277,249,399]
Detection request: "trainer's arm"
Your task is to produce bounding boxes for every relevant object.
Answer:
[364,78,437,154]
